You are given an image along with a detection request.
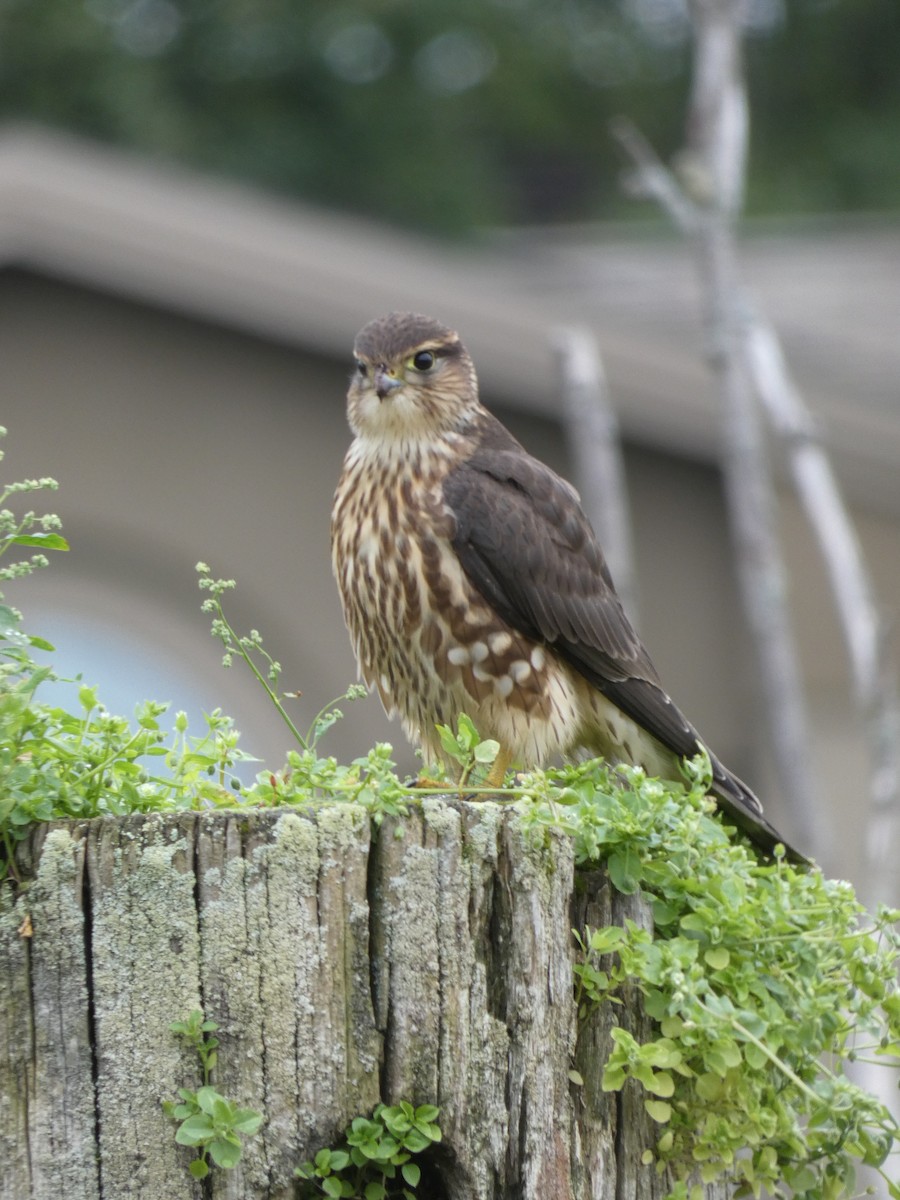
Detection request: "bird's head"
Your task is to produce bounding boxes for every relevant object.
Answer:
[347,312,481,444]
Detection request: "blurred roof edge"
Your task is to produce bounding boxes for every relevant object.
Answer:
[1,123,898,513]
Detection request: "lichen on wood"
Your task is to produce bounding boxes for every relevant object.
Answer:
[1,800,719,1200]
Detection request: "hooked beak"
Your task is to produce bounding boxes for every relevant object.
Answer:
[374,365,403,401]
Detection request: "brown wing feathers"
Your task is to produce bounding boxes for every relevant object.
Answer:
[443,417,789,850]
[444,419,660,695]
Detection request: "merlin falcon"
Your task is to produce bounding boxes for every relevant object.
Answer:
[331,311,790,855]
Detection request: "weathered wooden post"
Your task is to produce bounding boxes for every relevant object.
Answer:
[0,801,723,1200]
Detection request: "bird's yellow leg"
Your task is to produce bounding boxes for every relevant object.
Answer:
[413,746,512,794]
[482,745,513,789]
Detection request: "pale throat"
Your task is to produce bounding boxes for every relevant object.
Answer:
[348,387,478,467]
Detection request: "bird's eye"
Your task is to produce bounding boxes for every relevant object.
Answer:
[355,360,367,376]
[410,350,435,372]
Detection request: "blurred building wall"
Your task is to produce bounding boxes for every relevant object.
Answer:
[2,132,900,887]
[3,266,898,886]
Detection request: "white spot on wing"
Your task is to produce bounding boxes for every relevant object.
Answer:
[448,646,469,666]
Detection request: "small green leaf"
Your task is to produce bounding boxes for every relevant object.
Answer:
[704,947,730,971]
[568,1068,584,1086]
[695,1072,723,1101]
[679,913,707,934]
[784,1165,818,1192]
[743,1042,767,1070]
[322,1178,344,1199]
[473,738,500,764]
[660,1016,684,1039]
[401,1129,430,1153]
[645,1099,672,1123]
[645,1070,675,1098]
[601,1064,627,1092]
[188,1157,210,1179]
[401,1162,421,1187]
[588,926,626,954]
[175,1114,215,1145]
[651,898,679,926]
[364,1182,387,1200]
[455,713,479,748]
[195,1086,221,1115]
[11,532,69,551]
[212,1094,236,1124]
[209,1135,242,1169]
[641,1039,682,1069]
[436,724,463,760]
[232,1108,264,1135]
[608,847,642,894]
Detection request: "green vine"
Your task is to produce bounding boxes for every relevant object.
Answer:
[557,761,900,1198]
[163,1010,263,1180]
[295,1102,442,1199]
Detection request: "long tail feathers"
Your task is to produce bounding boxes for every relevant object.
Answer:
[709,755,808,864]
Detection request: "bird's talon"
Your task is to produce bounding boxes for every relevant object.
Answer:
[412,774,447,790]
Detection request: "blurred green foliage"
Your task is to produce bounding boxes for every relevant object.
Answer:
[0,0,897,234]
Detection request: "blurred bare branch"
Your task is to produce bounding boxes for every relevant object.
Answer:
[612,0,825,858]
[742,323,900,899]
[553,326,638,620]
[609,115,900,833]
[611,0,900,883]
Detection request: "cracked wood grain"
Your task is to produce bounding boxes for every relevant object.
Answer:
[2,802,725,1199]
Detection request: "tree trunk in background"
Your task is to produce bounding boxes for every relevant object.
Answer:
[554,325,639,623]
[612,0,900,873]
[0,805,728,1200]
